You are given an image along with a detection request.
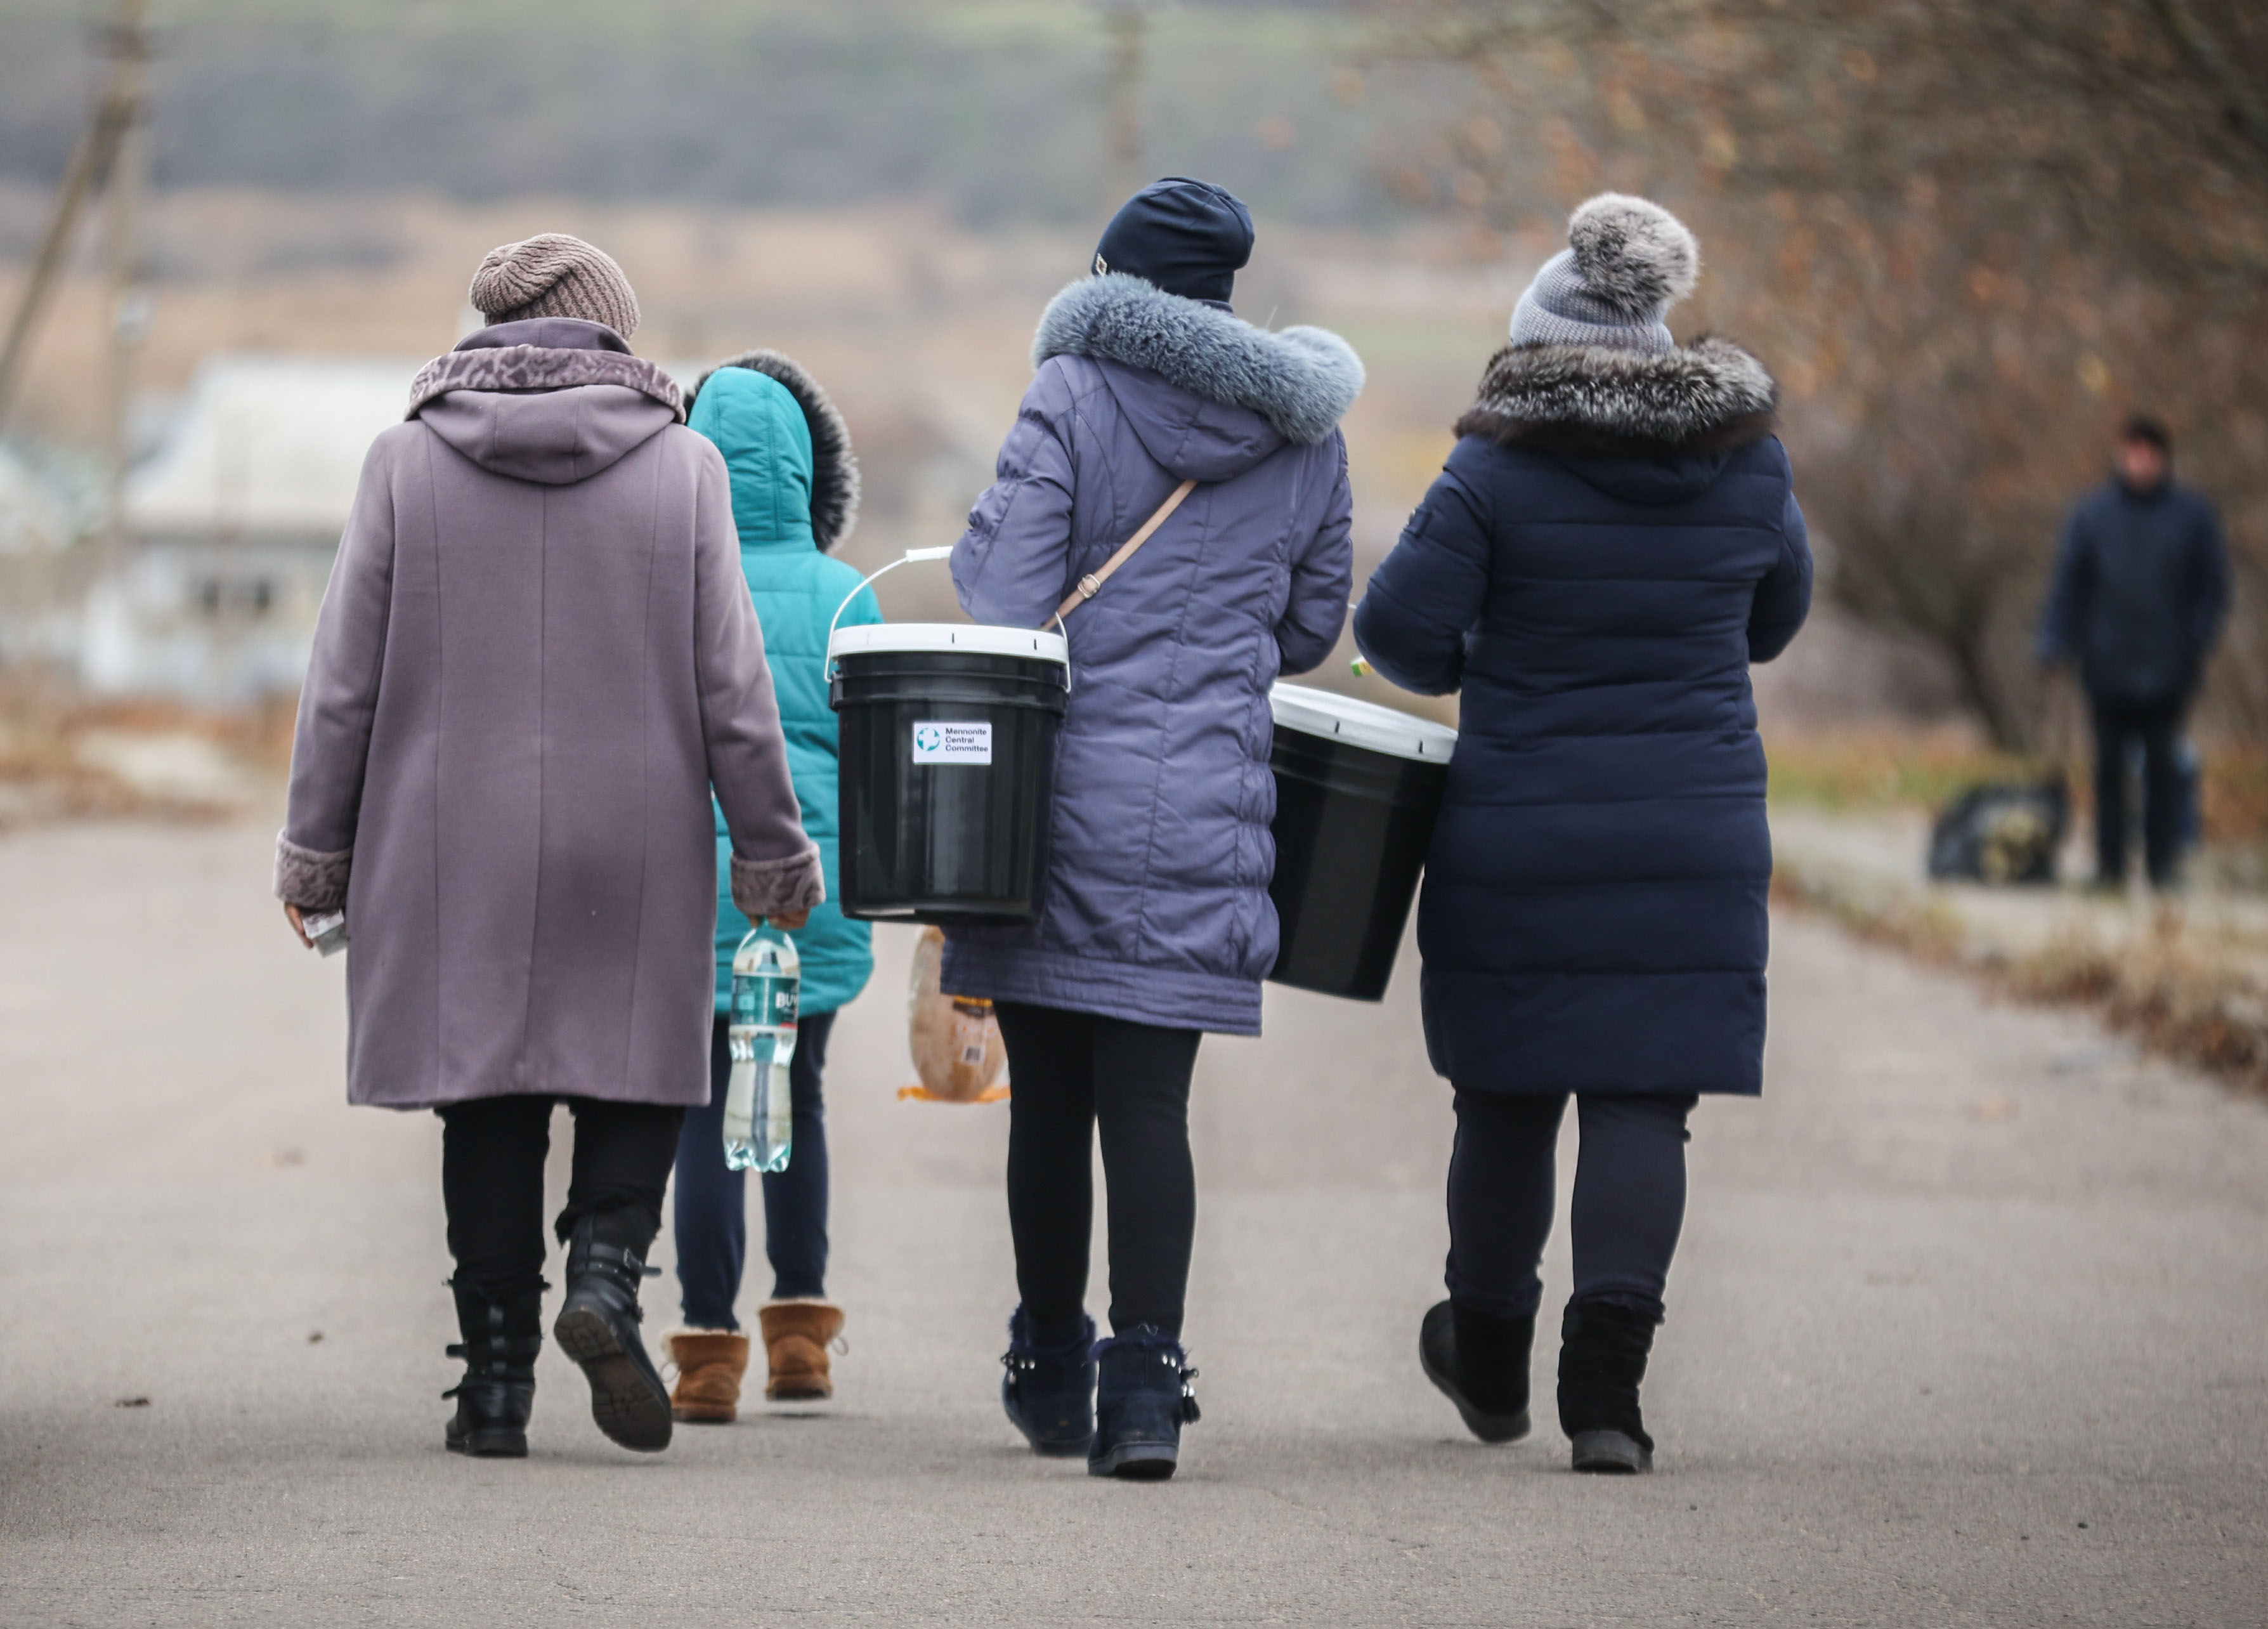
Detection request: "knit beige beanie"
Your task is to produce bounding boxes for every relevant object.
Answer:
[469,233,641,337]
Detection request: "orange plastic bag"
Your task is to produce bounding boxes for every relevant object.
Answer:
[901,926,1009,1103]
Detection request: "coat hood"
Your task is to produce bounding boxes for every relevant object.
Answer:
[685,366,817,554]
[1033,273,1363,471]
[408,318,684,486]
[1456,337,1776,461]
[688,350,860,551]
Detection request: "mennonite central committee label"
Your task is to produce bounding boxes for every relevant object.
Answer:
[911,721,993,766]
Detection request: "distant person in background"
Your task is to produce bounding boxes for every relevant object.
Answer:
[276,235,821,1459]
[2038,415,2230,890]
[948,178,1359,1479]
[663,351,877,1424]
[1356,194,1810,1474]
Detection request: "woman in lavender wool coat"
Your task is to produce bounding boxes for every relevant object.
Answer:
[274,235,823,1460]
[946,179,1360,1479]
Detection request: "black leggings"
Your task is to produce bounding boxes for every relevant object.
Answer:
[436,1095,686,1300]
[994,1001,1202,1341]
[1445,1090,1697,1325]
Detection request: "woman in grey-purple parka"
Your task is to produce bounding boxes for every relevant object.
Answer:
[273,234,823,1459]
[946,180,1361,1479]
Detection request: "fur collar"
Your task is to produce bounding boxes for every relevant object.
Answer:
[408,346,685,423]
[689,350,861,551]
[1456,337,1776,458]
[1033,273,1363,446]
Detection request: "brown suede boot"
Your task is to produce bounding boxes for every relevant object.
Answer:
[664,1330,750,1424]
[759,1300,844,1401]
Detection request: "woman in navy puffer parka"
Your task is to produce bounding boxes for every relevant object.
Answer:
[1355,195,1810,1475]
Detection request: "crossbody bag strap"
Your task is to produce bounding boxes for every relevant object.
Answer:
[1052,478,1198,624]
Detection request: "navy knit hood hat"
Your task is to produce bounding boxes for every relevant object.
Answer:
[1093,176,1255,304]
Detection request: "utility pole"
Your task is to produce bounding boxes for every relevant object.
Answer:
[0,0,152,506]
[101,0,153,560]
[1097,0,1157,207]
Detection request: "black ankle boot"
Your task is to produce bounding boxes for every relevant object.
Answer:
[1088,1326,1198,1481]
[552,1209,673,1452]
[1000,1307,1097,1457]
[444,1279,544,1458]
[1418,1299,1533,1444]
[1557,1298,1657,1474]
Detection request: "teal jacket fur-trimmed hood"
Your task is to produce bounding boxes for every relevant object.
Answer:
[688,351,878,1016]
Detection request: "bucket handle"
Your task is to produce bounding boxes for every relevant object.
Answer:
[827,546,956,651]
[824,546,1071,691]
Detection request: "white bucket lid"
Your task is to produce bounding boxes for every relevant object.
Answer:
[1270,681,1457,763]
[828,622,1068,665]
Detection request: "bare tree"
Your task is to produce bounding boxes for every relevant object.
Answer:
[1367,0,2268,745]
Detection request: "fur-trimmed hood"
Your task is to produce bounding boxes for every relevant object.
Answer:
[688,350,860,551]
[1033,273,1362,447]
[1456,337,1776,459]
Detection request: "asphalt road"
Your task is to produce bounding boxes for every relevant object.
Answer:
[2,816,2264,1626]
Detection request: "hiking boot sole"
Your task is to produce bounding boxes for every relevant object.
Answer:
[1090,1442,1178,1479]
[445,1427,528,1458]
[1570,1429,1652,1474]
[554,1305,674,1453]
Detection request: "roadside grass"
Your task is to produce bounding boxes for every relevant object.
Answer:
[1998,915,2268,1087]
[2200,743,2268,849]
[1766,728,2268,884]
[1767,726,2268,1093]
[1764,727,2040,817]
[1769,864,1967,967]
[1773,861,2268,1096]
[0,667,289,828]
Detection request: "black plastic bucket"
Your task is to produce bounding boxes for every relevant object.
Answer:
[828,622,1070,926]
[1267,683,1457,1001]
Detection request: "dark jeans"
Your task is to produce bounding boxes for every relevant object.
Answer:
[672,1011,835,1328]
[1445,1089,1698,1326]
[436,1094,687,1302]
[995,1000,1202,1340]
[2090,693,2188,886]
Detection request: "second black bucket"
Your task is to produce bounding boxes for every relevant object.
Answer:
[1267,683,1457,1001]
[829,622,1070,926]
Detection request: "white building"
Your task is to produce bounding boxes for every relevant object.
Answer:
[68,351,713,702]
[0,444,81,556]
[81,355,422,700]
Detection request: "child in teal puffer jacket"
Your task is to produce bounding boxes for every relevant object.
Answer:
[664,352,880,1421]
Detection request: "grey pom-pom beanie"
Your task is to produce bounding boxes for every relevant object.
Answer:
[469,233,641,338]
[1508,193,1700,353]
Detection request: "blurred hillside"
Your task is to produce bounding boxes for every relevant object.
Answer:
[0,0,1437,226]
[8,0,2248,757]
[0,181,1544,721]
[0,186,1516,540]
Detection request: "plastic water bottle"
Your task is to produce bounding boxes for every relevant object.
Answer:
[722,925,800,1172]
